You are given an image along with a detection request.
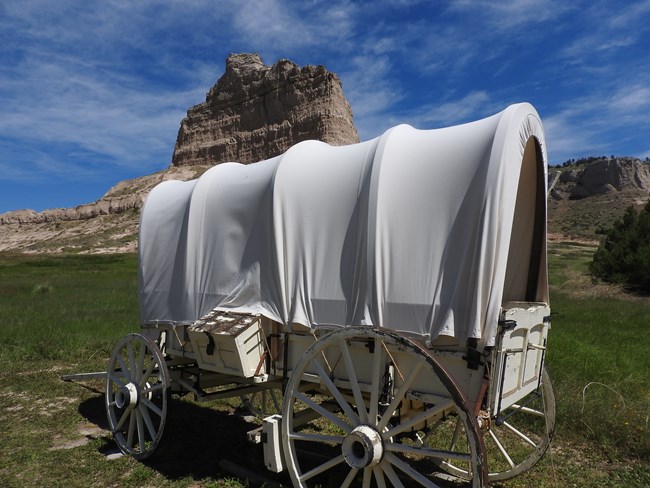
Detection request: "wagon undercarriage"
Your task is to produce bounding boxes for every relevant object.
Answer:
[101,301,554,488]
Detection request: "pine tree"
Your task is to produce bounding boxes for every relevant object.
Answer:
[590,198,650,292]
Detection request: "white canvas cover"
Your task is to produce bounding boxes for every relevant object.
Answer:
[139,103,548,347]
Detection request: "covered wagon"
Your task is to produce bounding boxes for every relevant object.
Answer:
[104,102,554,487]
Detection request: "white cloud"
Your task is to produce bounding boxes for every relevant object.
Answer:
[230,0,358,53]
[541,77,650,163]
[542,110,601,162]
[608,0,650,28]
[340,55,407,139]
[449,0,571,29]
[608,85,650,116]
[412,91,492,127]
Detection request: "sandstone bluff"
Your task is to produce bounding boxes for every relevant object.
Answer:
[550,157,650,200]
[172,53,359,167]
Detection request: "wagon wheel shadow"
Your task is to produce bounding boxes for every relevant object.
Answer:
[77,395,478,487]
[77,394,287,484]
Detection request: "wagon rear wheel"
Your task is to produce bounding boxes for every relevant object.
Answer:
[281,327,487,488]
[439,366,556,481]
[105,333,170,460]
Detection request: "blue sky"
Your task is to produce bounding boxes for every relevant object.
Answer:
[1,0,649,214]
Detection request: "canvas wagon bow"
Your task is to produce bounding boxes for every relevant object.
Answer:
[96,103,554,487]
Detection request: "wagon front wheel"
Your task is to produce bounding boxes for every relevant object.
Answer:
[105,333,170,459]
[281,327,487,488]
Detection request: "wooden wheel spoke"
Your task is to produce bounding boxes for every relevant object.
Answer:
[135,341,146,383]
[114,405,132,431]
[127,342,136,380]
[386,441,472,462]
[384,399,454,438]
[288,432,344,444]
[140,382,165,395]
[299,454,345,482]
[373,465,387,488]
[379,459,405,488]
[126,410,136,448]
[108,372,127,388]
[115,353,131,381]
[338,338,368,423]
[140,397,163,418]
[502,420,538,447]
[139,404,158,441]
[439,367,555,482]
[448,416,462,451]
[385,452,441,488]
[341,467,359,488]
[139,357,158,387]
[377,361,424,431]
[293,390,352,433]
[509,404,545,417]
[314,361,360,426]
[361,466,371,488]
[489,429,515,468]
[136,409,146,453]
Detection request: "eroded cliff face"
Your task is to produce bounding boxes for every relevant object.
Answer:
[552,157,650,200]
[171,53,359,167]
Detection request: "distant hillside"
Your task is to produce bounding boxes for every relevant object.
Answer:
[0,165,209,254]
[548,156,650,240]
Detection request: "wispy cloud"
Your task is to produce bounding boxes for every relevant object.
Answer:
[542,78,650,162]
[608,0,650,28]
[230,0,358,55]
[410,91,492,127]
[340,55,407,139]
[449,0,571,29]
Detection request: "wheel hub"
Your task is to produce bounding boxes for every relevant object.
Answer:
[115,382,139,409]
[342,425,383,468]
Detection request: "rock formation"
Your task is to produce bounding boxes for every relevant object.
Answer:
[551,157,650,200]
[171,53,359,167]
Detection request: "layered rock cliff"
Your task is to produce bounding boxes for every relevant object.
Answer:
[551,157,650,200]
[171,53,359,166]
[548,157,650,239]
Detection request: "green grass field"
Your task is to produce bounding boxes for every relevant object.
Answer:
[0,246,648,487]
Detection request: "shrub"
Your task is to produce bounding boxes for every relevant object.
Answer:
[590,198,650,293]
[31,282,53,295]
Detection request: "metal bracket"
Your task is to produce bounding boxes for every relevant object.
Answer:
[498,319,517,330]
[463,338,483,370]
